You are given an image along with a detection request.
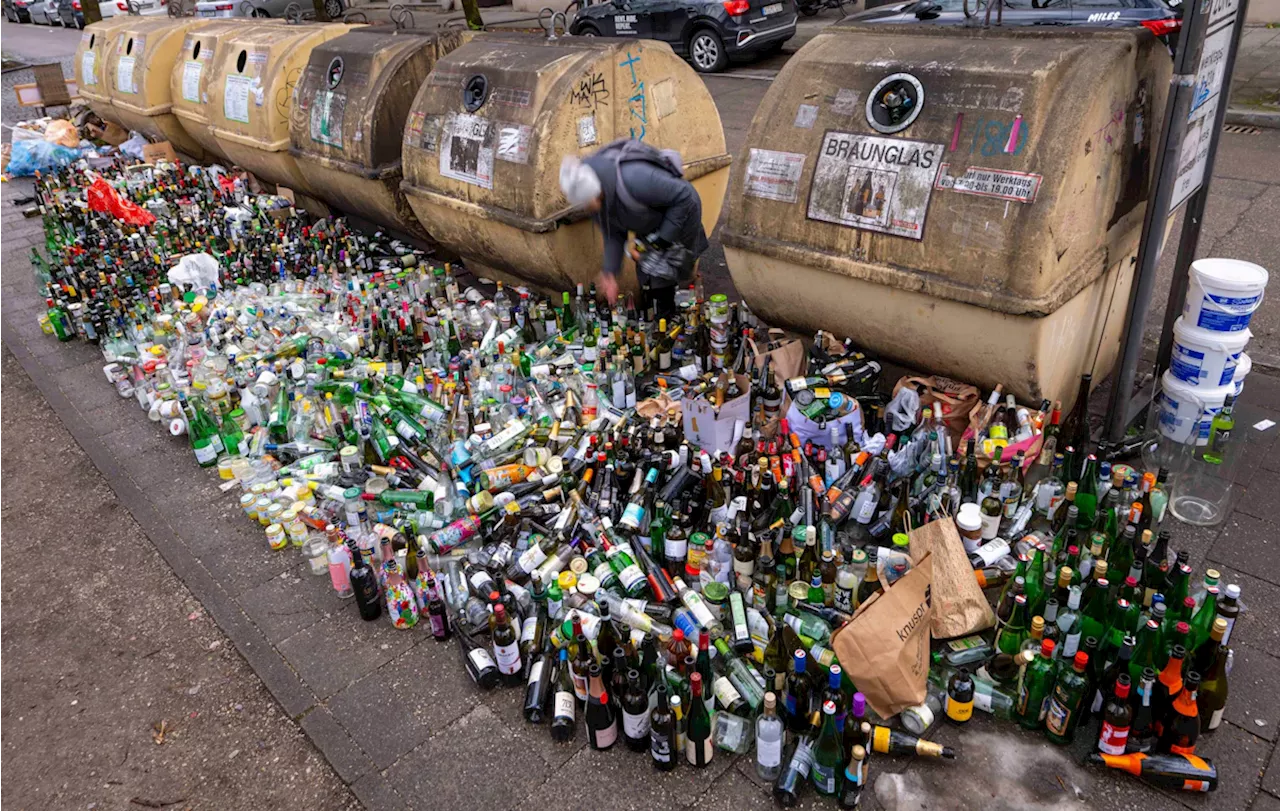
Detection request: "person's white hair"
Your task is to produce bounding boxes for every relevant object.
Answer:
[559,155,602,208]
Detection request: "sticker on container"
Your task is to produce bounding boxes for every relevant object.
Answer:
[832,88,860,116]
[653,78,678,120]
[578,114,598,148]
[807,131,944,240]
[224,73,253,124]
[934,164,1042,203]
[116,56,137,95]
[744,148,806,204]
[182,60,203,104]
[793,104,819,129]
[81,51,97,86]
[439,112,495,189]
[419,114,442,153]
[310,90,346,148]
[496,124,532,165]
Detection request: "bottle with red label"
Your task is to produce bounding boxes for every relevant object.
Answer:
[1097,673,1133,755]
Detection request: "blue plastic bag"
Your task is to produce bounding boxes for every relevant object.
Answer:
[6,139,84,177]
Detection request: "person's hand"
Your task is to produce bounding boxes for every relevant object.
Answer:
[598,273,619,305]
[628,243,642,262]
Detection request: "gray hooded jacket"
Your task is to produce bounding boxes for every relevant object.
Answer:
[583,143,708,288]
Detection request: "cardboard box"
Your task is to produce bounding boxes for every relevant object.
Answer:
[87,121,128,146]
[681,373,750,456]
[142,141,179,164]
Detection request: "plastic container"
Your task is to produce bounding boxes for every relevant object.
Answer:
[104,18,213,161]
[401,34,731,294]
[1169,316,1250,388]
[1156,370,1235,446]
[1183,258,1269,333]
[1233,352,1252,396]
[721,24,1173,406]
[171,19,284,164]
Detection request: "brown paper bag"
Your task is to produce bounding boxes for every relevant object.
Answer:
[893,375,979,446]
[908,518,995,639]
[749,329,806,440]
[831,553,934,719]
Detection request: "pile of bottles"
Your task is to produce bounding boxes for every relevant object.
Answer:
[30,157,1242,806]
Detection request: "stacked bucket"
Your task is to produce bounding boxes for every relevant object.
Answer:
[1159,258,1270,445]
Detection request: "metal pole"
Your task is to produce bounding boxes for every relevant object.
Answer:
[1105,5,1210,442]
[1154,0,1252,377]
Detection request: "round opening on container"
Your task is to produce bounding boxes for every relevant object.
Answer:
[126,37,134,56]
[192,41,201,60]
[866,72,924,134]
[462,74,489,112]
[88,34,95,48]
[237,49,248,73]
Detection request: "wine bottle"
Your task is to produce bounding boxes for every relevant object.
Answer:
[492,604,524,687]
[621,669,651,752]
[550,648,578,742]
[523,643,552,724]
[649,681,677,771]
[347,539,382,622]
[457,622,499,690]
[685,672,714,767]
[586,663,618,750]
[1088,752,1217,793]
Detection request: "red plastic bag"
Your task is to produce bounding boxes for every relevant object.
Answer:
[87,176,156,226]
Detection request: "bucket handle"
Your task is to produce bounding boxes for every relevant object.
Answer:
[538,7,568,38]
[390,3,415,28]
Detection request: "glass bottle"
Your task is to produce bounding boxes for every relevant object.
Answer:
[1157,672,1202,755]
[1045,651,1090,745]
[550,648,577,742]
[685,672,714,767]
[811,700,844,796]
[756,692,785,781]
[621,668,651,752]
[1197,642,1229,734]
[586,663,619,750]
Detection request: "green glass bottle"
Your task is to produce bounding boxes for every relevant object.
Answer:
[1045,651,1091,745]
[1017,639,1058,730]
[1201,395,1235,464]
[1079,577,1111,647]
[996,594,1030,656]
[1075,455,1101,528]
[811,700,844,796]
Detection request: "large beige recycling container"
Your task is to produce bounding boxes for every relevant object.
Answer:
[74,19,133,124]
[171,19,285,164]
[206,23,355,195]
[401,34,732,292]
[103,17,213,160]
[289,28,470,240]
[722,24,1172,406]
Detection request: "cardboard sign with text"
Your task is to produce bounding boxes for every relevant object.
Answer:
[831,553,933,719]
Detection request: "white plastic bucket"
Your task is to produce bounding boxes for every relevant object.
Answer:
[1169,317,1251,387]
[1183,258,1269,333]
[1233,352,1252,396]
[1157,371,1234,446]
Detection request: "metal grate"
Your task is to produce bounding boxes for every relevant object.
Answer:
[1223,123,1262,135]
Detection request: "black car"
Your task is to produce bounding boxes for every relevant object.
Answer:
[55,0,83,27]
[4,0,34,22]
[569,0,798,73]
[850,0,1181,46]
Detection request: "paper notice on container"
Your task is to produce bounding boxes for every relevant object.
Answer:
[116,56,136,95]
[439,112,495,189]
[182,60,204,104]
[934,163,1042,203]
[744,149,806,204]
[310,90,345,148]
[224,74,253,124]
[807,131,944,240]
[496,124,532,164]
[81,51,97,86]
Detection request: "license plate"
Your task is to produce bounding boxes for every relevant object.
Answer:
[200,8,215,13]
[763,3,783,13]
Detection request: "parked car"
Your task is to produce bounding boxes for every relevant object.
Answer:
[93,0,169,16]
[849,0,1181,48]
[569,0,797,73]
[195,0,343,17]
[4,0,34,22]
[29,0,62,24]
[55,0,83,27]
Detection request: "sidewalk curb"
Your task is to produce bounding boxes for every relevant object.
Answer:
[1225,106,1280,129]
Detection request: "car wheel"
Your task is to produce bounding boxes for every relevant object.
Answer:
[575,22,598,35]
[323,0,341,17]
[689,29,727,73]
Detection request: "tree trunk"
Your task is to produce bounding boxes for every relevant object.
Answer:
[460,0,484,30]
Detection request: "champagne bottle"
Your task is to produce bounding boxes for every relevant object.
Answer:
[870,726,956,759]
[586,663,618,750]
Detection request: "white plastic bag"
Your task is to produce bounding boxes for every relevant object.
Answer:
[167,252,221,291]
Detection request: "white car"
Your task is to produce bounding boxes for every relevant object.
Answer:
[96,0,169,16]
[29,0,61,24]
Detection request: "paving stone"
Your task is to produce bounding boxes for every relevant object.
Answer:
[519,734,684,811]
[1205,513,1280,587]
[1219,645,1280,742]
[298,705,376,784]
[1173,721,1270,810]
[350,771,407,811]
[1164,518,1226,574]
[1238,454,1280,522]
[1253,790,1280,811]
[1200,563,1280,653]
[277,609,418,700]
[479,674,588,769]
[694,768,775,811]
[241,568,331,645]
[327,640,479,771]
[390,704,551,811]
[1263,743,1280,799]
[196,533,295,597]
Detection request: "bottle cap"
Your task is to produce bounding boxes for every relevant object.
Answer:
[1073,651,1089,670]
[823,700,836,715]
[1213,617,1228,633]
[1225,584,1241,599]
[956,503,982,532]
[1040,638,1056,657]
[764,692,776,711]
[853,692,866,716]
[1031,616,1045,633]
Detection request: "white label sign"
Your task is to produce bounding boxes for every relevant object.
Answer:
[935,163,1043,203]
[577,114,598,148]
[793,104,819,129]
[224,74,253,124]
[807,132,944,240]
[81,51,97,86]
[496,124,532,164]
[1171,8,1238,210]
[439,112,495,189]
[744,148,806,204]
[182,60,203,104]
[116,56,136,94]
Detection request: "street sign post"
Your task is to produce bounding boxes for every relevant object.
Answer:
[1105,0,1252,443]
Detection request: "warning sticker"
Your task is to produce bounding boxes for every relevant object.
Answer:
[310,90,346,148]
[807,131,944,240]
[224,74,253,124]
[181,60,203,104]
[497,124,532,165]
[116,56,137,95]
[935,163,1042,203]
[744,149,806,204]
[440,112,495,189]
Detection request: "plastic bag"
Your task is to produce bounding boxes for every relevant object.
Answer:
[86,176,156,225]
[119,132,149,160]
[168,252,222,291]
[6,139,84,177]
[885,386,921,433]
[44,120,80,148]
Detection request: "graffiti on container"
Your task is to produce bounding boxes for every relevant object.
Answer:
[620,50,647,141]
[933,84,1024,113]
[570,72,610,110]
[967,115,1028,157]
[1084,101,1126,155]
